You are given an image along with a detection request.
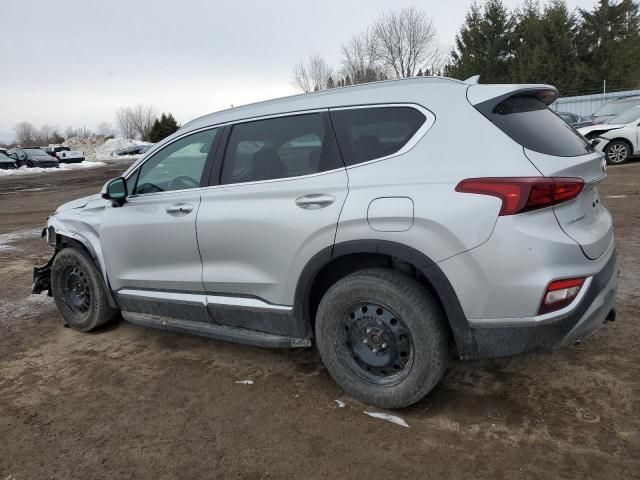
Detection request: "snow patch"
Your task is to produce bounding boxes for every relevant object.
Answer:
[605,195,628,199]
[0,162,106,177]
[0,228,42,251]
[334,400,345,408]
[235,380,254,385]
[363,411,409,428]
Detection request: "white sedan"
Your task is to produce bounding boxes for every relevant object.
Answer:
[578,106,640,164]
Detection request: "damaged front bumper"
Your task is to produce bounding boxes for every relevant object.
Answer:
[32,227,55,295]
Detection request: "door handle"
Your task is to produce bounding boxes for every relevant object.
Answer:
[166,203,194,216]
[295,194,336,210]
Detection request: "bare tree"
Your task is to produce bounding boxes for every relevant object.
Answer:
[130,104,157,141]
[291,54,332,93]
[96,121,114,137]
[341,28,385,84]
[373,7,444,78]
[116,105,157,140]
[291,60,313,93]
[14,121,36,145]
[115,107,137,139]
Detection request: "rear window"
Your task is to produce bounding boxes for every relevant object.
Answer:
[483,96,592,157]
[330,107,426,165]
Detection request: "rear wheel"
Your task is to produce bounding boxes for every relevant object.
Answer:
[26,161,34,168]
[605,140,631,165]
[51,247,118,332]
[315,268,448,409]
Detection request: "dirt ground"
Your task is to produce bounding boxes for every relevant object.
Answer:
[0,161,639,480]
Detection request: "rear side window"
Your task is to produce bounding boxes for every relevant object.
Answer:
[483,96,591,157]
[220,113,343,184]
[330,107,426,165]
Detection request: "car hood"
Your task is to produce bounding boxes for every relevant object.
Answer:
[577,124,624,136]
[31,155,57,161]
[54,194,102,214]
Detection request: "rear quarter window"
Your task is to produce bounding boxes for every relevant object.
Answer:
[330,106,426,166]
[479,95,592,157]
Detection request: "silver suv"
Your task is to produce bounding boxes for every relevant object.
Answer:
[34,77,618,408]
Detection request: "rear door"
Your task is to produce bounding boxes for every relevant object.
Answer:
[470,89,613,260]
[196,111,348,320]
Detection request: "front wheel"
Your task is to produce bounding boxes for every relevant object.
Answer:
[315,268,448,409]
[605,140,631,165]
[51,247,118,332]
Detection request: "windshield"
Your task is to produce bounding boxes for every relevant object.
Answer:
[24,149,47,156]
[0,151,11,160]
[606,107,640,124]
[595,99,640,116]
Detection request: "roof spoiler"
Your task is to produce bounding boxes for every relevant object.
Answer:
[467,84,559,107]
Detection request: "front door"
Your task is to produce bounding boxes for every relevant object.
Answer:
[100,128,220,320]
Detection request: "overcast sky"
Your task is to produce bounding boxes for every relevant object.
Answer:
[0,0,596,143]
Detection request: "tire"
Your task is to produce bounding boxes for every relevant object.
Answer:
[51,247,118,332]
[315,268,448,409]
[605,140,631,165]
[26,161,34,168]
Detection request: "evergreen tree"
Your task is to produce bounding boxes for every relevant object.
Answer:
[326,76,336,89]
[577,0,640,89]
[511,0,585,94]
[149,113,180,143]
[447,0,516,82]
[417,69,424,76]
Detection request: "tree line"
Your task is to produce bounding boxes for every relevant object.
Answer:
[10,106,179,147]
[292,0,640,97]
[447,0,640,95]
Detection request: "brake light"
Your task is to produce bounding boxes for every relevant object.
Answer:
[539,277,585,314]
[455,177,584,215]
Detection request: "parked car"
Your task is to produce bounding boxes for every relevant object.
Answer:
[585,95,640,125]
[8,148,59,168]
[0,150,17,169]
[44,145,85,163]
[114,144,151,156]
[557,111,593,127]
[578,105,640,164]
[33,77,617,408]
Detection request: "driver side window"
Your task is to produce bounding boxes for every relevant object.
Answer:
[134,128,218,195]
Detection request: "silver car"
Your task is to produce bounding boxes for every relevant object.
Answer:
[34,77,618,408]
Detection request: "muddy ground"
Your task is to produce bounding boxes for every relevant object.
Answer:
[0,162,639,480]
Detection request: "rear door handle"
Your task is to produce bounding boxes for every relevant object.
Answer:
[295,194,336,210]
[166,203,194,216]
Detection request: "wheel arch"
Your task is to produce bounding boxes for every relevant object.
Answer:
[54,232,119,309]
[604,137,634,155]
[293,240,476,358]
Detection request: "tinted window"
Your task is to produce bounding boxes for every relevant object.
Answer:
[330,107,426,165]
[595,99,640,116]
[134,128,218,194]
[220,113,342,184]
[484,96,591,157]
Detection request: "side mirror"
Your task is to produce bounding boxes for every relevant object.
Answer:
[101,177,128,206]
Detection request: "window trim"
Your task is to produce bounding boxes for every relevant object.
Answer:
[125,125,222,199]
[328,103,436,169]
[212,110,345,188]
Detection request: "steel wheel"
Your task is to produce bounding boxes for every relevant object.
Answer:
[337,302,414,385]
[62,265,91,316]
[606,142,629,164]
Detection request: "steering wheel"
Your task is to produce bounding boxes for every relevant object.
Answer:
[168,175,199,190]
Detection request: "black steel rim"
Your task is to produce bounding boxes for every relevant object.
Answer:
[337,302,414,385]
[63,265,91,316]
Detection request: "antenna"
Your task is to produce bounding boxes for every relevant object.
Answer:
[464,75,480,85]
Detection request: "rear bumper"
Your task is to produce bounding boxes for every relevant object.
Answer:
[467,249,618,359]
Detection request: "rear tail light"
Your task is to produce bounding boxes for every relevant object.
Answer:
[455,177,584,215]
[539,277,586,314]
